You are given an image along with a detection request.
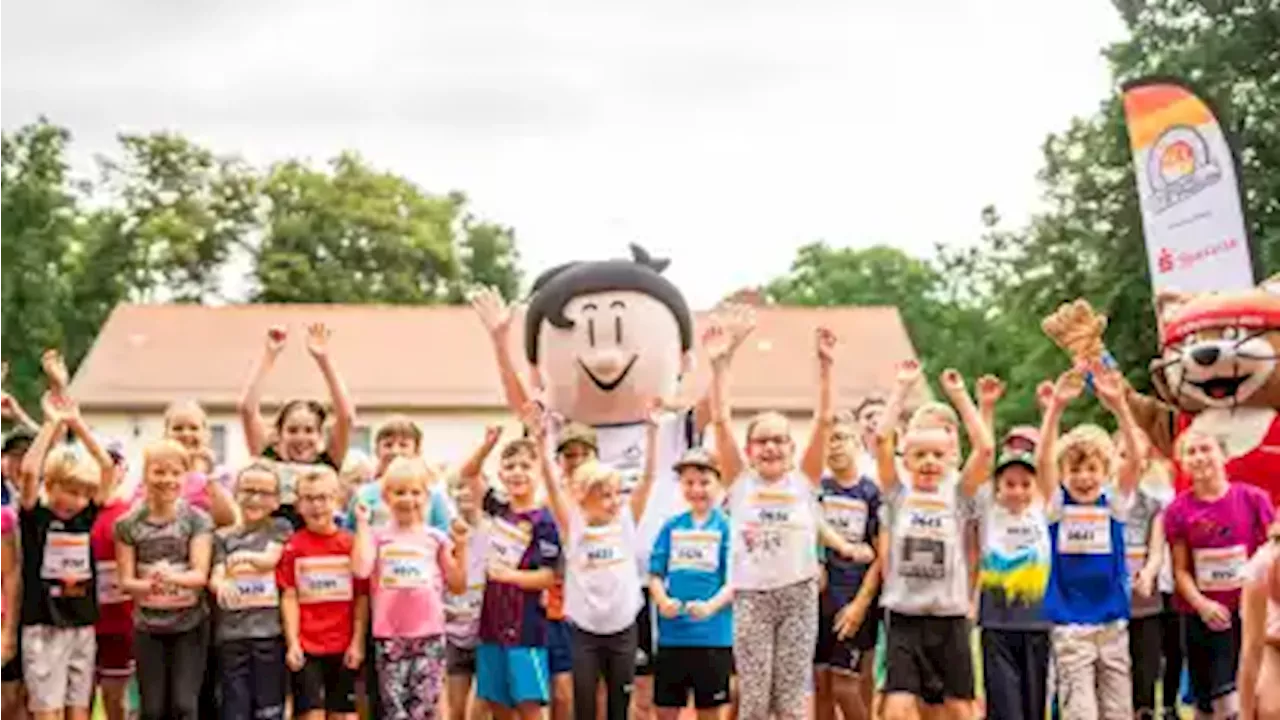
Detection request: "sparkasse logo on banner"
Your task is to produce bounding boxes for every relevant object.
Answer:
[1121,79,1254,296]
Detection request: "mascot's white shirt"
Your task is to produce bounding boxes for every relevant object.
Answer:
[546,410,693,578]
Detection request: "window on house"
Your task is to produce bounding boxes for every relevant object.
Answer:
[351,426,372,456]
[210,424,228,464]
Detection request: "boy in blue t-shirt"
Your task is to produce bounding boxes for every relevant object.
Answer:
[649,447,734,716]
[1037,366,1144,720]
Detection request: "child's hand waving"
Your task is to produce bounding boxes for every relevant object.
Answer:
[895,359,922,390]
[702,324,732,369]
[265,325,288,356]
[1036,380,1055,413]
[305,323,332,359]
[41,391,78,424]
[1092,365,1126,413]
[41,349,69,392]
[1052,369,1086,406]
[815,327,836,370]
[520,402,546,442]
[977,375,1005,405]
[939,368,966,399]
[471,287,515,340]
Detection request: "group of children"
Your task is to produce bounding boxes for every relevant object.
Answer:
[1,310,1280,720]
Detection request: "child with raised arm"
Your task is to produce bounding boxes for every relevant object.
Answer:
[1037,365,1144,720]
[353,457,468,720]
[208,462,293,720]
[874,363,994,720]
[649,444,734,720]
[114,439,213,720]
[19,352,120,720]
[460,432,562,720]
[529,400,656,720]
[710,326,836,720]
[1165,429,1273,720]
[239,323,356,528]
[277,467,369,720]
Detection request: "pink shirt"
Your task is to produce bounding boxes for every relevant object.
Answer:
[355,525,452,640]
[1164,482,1274,613]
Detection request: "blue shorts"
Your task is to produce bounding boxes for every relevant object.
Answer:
[475,643,550,708]
[547,620,573,675]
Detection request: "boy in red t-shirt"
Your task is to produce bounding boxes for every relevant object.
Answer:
[277,466,369,720]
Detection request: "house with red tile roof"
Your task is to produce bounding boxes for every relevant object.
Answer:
[69,303,925,470]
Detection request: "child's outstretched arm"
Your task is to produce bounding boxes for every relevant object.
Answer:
[631,399,663,522]
[1,374,40,433]
[20,393,66,511]
[525,403,570,534]
[706,325,745,486]
[239,327,286,457]
[305,323,355,468]
[799,328,836,486]
[458,424,503,481]
[975,375,1005,443]
[694,304,756,432]
[1036,369,1083,500]
[939,369,995,498]
[471,287,536,414]
[1093,365,1143,496]
[877,360,922,495]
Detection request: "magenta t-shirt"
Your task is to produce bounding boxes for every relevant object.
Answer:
[354,525,452,640]
[1164,482,1274,613]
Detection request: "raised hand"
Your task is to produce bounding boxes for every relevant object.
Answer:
[305,323,332,359]
[520,402,546,442]
[353,502,371,528]
[266,325,288,357]
[815,327,836,370]
[896,359,923,391]
[976,375,1005,405]
[702,324,732,369]
[471,287,515,339]
[1092,365,1126,412]
[644,397,664,428]
[41,391,79,424]
[1053,369,1086,406]
[715,303,757,349]
[484,424,504,446]
[1036,380,1055,413]
[939,368,966,398]
[41,349,69,391]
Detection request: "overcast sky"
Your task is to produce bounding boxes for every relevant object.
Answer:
[2,0,1126,309]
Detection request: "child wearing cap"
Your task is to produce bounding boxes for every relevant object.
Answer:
[975,441,1051,720]
[649,445,734,719]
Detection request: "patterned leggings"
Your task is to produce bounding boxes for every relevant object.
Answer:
[375,635,446,720]
[732,578,819,720]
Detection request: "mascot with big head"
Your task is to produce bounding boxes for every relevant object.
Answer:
[1042,273,1280,504]
[472,244,753,711]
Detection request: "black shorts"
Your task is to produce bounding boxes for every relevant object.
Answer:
[635,590,655,676]
[1,629,21,683]
[446,643,476,676]
[884,613,975,704]
[1184,611,1241,708]
[653,646,733,709]
[292,653,358,714]
[815,592,878,672]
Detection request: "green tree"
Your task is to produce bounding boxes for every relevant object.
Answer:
[253,154,523,304]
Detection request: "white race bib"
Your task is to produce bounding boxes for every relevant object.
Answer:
[576,524,627,573]
[898,496,950,582]
[822,496,869,542]
[488,518,532,572]
[296,555,354,604]
[1057,506,1112,555]
[138,563,199,609]
[41,532,92,582]
[669,530,721,574]
[96,560,129,605]
[379,543,433,590]
[1193,545,1247,592]
[742,489,802,560]
[229,568,279,609]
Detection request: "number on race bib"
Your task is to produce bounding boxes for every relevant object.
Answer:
[488,519,532,572]
[379,544,433,589]
[578,525,627,571]
[669,530,721,574]
[1194,545,1247,592]
[41,532,92,582]
[822,496,869,542]
[1057,506,1112,555]
[296,556,354,604]
[230,568,279,609]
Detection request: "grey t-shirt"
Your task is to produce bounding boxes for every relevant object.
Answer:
[1124,488,1166,619]
[114,501,213,634]
[213,518,292,643]
[880,479,972,617]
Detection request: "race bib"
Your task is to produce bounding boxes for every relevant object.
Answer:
[41,532,92,582]
[741,489,802,560]
[577,524,627,572]
[488,518,532,571]
[1126,546,1148,578]
[138,563,199,609]
[379,543,433,590]
[898,496,950,581]
[296,555,354,604]
[229,567,279,609]
[822,496,869,542]
[96,560,129,605]
[1057,506,1112,555]
[669,530,721,574]
[1194,545,1247,592]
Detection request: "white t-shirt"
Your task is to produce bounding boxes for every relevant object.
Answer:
[546,409,692,578]
[563,506,643,635]
[727,471,820,591]
[1139,475,1176,594]
[443,520,488,648]
[880,478,972,616]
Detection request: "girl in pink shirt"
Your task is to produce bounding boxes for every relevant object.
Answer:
[354,457,467,720]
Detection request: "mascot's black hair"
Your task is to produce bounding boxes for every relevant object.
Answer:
[524,244,693,365]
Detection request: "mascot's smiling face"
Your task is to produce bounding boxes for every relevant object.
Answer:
[1156,276,1280,411]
